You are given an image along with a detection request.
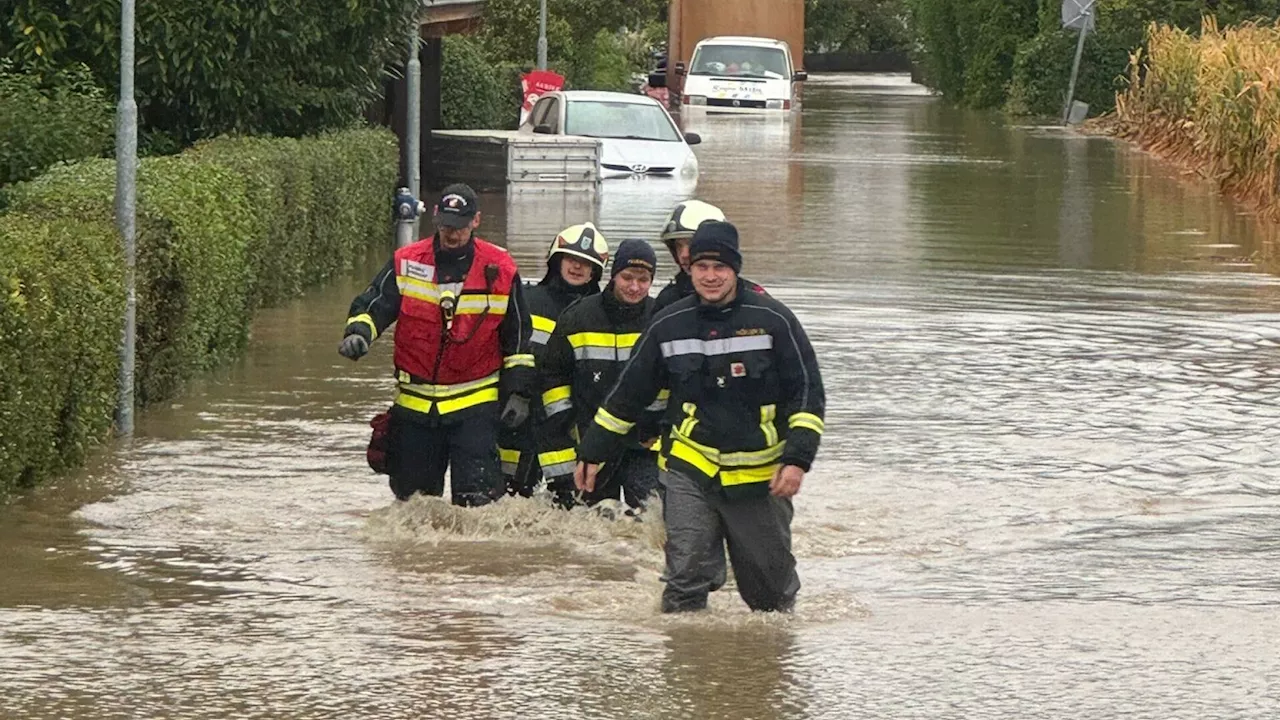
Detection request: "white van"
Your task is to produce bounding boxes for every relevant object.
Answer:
[675,36,808,113]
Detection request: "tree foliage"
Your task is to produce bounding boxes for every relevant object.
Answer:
[1,0,419,150]
[906,0,1280,114]
[805,0,911,53]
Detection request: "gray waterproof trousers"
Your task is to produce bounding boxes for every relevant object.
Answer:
[660,468,800,613]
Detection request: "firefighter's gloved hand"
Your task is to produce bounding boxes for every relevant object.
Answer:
[500,394,530,428]
[339,334,369,360]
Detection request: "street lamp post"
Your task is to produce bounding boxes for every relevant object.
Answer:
[537,0,548,70]
[115,0,138,435]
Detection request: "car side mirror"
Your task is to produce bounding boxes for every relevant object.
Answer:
[684,132,702,146]
[533,124,554,135]
[674,62,686,77]
[648,71,667,88]
[792,70,809,82]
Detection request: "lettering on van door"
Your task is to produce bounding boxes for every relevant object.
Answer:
[710,82,765,99]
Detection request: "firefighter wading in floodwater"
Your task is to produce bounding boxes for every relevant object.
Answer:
[575,220,826,612]
[499,223,608,498]
[339,184,536,506]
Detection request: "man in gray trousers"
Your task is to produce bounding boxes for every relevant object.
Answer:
[574,221,826,612]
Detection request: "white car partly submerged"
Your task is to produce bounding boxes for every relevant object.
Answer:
[519,90,701,181]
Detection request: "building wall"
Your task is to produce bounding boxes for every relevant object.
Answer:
[668,0,805,79]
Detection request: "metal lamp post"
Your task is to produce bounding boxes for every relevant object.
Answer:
[115,0,138,435]
[538,0,548,70]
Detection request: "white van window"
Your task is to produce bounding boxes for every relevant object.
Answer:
[690,45,789,79]
[564,100,681,142]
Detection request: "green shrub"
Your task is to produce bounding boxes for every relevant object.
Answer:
[1,127,397,494]
[10,156,258,403]
[0,61,113,186]
[0,213,123,491]
[3,0,419,149]
[441,35,520,130]
[190,129,397,309]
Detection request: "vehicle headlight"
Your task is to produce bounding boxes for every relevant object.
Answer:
[681,154,698,178]
[687,95,707,106]
[765,99,785,110]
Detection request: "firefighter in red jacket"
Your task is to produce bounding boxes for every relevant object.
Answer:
[339,184,536,506]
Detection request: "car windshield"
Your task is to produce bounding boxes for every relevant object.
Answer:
[690,45,789,79]
[563,100,682,142]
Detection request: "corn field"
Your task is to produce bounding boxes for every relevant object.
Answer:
[1111,18,1280,222]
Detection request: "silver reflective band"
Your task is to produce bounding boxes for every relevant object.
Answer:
[573,346,630,361]
[542,461,576,478]
[660,335,773,357]
[645,397,668,412]
[531,329,551,346]
[544,398,573,417]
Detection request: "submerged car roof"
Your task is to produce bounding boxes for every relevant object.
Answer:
[554,90,662,106]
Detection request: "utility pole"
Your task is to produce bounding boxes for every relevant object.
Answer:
[1061,0,1096,125]
[537,0,548,70]
[398,20,423,248]
[115,0,138,435]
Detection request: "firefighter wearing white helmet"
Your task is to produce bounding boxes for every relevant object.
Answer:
[655,200,766,311]
[501,221,610,497]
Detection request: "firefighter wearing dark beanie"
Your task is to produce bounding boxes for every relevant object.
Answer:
[688,220,743,274]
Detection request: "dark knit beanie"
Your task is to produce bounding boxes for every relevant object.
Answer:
[611,238,658,279]
[688,220,742,274]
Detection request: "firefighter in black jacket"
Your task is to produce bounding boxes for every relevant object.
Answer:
[654,199,767,312]
[537,239,664,510]
[500,222,609,497]
[339,184,536,507]
[575,220,825,613]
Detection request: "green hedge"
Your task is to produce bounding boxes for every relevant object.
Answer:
[0,214,123,489]
[0,127,397,494]
[908,0,1280,116]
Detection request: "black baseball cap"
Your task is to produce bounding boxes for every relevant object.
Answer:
[434,183,479,228]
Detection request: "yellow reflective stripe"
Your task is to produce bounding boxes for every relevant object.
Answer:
[500,448,521,464]
[504,353,535,369]
[722,441,785,467]
[567,332,641,349]
[669,437,720,477]
[538,448,577,466]
[394,386,498,415]
[532,315,557,333]
[594,407,635,435]
[542,385,571,406]
[760,404,778,447]
[721,464,780,487]
[437,387,498,413]
[646,388,670,412]
[346,313,379,341]
[670,428,784,469]
[677,402,699,438]
[397,276,440,303]
[395,391,434,414]
[399,372,499,398]
[789,412,825,435]
[456,295,509,314]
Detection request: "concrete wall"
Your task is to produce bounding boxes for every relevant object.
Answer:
[668,0,805,87]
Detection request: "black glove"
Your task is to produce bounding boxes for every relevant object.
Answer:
[500,394,530,428]
[338,334,369,360]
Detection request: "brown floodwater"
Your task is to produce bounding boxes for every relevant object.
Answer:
[4,74,1280,719]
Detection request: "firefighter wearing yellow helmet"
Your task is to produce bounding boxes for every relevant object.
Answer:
[500,222,610,497]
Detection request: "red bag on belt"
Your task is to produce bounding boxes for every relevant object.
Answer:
[367,410,392,475]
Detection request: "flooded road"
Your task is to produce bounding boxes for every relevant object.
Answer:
[5,74,1280,718]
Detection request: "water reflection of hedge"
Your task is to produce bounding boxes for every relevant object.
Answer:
[0,128,396,494]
